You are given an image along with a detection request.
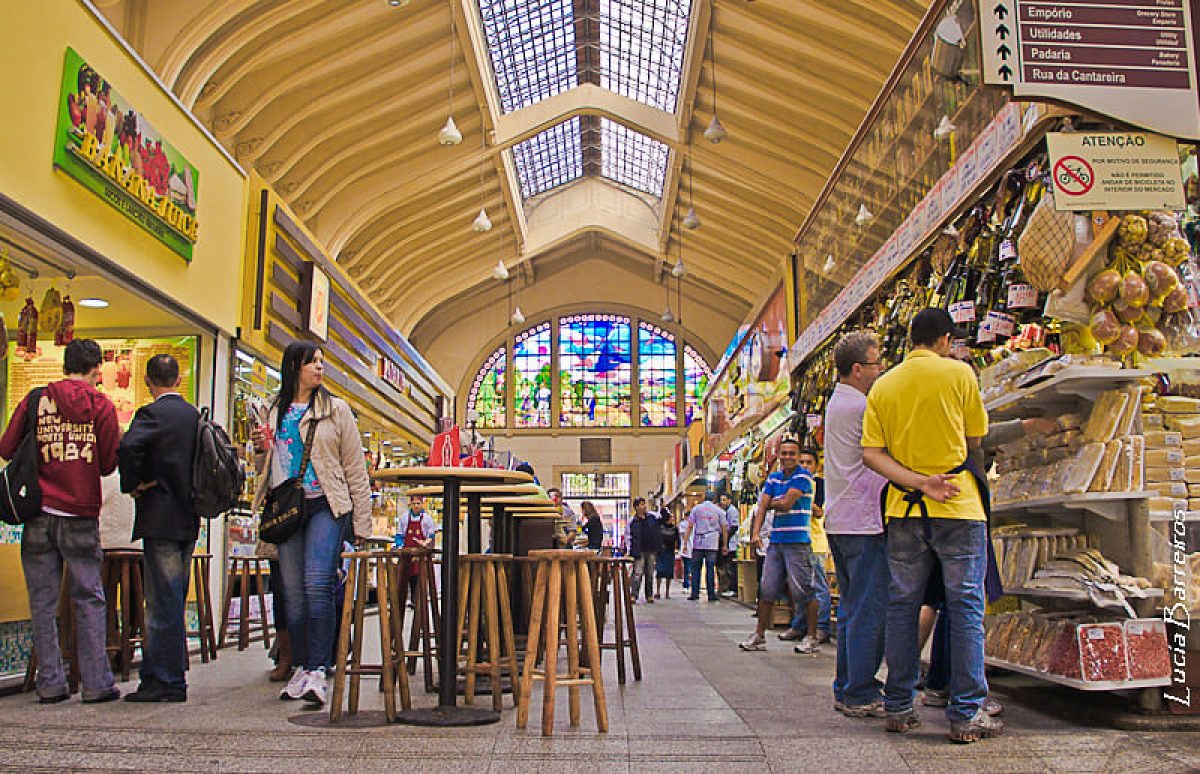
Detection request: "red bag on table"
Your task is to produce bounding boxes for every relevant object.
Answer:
[429,426,461,467]
[460,449,485,468]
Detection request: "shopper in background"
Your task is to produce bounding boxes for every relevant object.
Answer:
[580,500,604,550]
[395,494,437,602]
[739,438,819,653]
[717,493,740,596]
[251,342,373,708]
[655,507,678,599]
[680,504,694,593]
[117,354,199,703]
[861,308,1000,743]
[780,448,831,644]
[822,330,888,718]
[682,492,726,602]
[626,498,660,603]
[0,339,121,703]
[547,487,577,548]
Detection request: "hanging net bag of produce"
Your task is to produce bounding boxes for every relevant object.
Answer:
[1017,194,1076,291]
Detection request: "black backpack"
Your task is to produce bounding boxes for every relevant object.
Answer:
[191,407,244,520]
[0,388,44,525]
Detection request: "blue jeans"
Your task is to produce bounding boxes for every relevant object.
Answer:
[688,549,718,600]
[828,533,889,707]
[884,518,988,722]
[21,513,115,700]
[926,605,950,692]
[277,499,347,671]
[791,552,831,633]
[141,538,195,689]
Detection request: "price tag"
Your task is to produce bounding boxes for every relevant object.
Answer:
[985,310,1016,337]
[806,413,822,429]
[998,240,1016,264]
[950,339,971,359]
[949,300,976,323]
[1087,628,1106,640]
[1007,283,1038,310]
[976,319,996,344]
[1128,623,1144,636]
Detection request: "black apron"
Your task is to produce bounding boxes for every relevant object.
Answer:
[880,458,1003,605]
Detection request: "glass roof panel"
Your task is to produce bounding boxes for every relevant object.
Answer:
[600,0,692,112]
[478,0,578,113]
[600,118,670,197]
[510,117,583,199]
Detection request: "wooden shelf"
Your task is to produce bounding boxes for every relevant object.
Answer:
[1005,585,1163,602]
[986,656,1169,691]
[992,491,1153,520]
[1149,510,1200,523]
[986,367,1151,421]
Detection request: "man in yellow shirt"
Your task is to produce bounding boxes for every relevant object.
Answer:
[861,308,1000,744]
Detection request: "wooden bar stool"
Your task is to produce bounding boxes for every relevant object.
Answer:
[517,549,607,736]
[456,554,518,712]
[588,556,642,685]
[397,547,440,692]
[187,552,218,664]
[23,569,80,694]
[329,550,410,722]
[102,550,145,681]
[218,557,272,651]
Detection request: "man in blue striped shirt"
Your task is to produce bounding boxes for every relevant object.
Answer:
[739,438,819,653]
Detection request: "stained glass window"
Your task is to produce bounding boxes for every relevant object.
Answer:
[514,322,552,428]
[683,344,711,426]
[467,346,506,429]
[638,322,676,427]
[559,314,632,427]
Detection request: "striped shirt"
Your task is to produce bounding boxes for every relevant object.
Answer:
[763,467,813,545]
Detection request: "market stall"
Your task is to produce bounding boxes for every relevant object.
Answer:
[784,0,1199,712]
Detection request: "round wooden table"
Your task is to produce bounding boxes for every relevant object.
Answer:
[373,466,533,726]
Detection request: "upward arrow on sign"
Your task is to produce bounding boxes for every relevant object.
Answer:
[993,3,1008,18]
[998,43,1011,60]
[999,64,1013,81]
[996,24,1010,40]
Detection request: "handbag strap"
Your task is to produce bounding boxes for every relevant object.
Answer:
[25,388,41,438]
[297,414,319,480]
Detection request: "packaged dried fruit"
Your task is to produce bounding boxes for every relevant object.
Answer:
[1005,613,1035,664]
[1124,619,1170,680]
[1078,622,1128,682]
[1046,621,1083,678]
[1035,620,1066,672]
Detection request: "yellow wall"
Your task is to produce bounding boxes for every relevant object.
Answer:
[0,0,246,333]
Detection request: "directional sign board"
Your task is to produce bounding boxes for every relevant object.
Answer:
[980,0,1200,140]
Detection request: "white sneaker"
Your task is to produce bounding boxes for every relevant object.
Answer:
[738,633,766,651]
[302,667,327,706]
[793,635,820,654]
[281,668,308,701]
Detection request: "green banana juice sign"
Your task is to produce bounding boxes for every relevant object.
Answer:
[52,48,200,261]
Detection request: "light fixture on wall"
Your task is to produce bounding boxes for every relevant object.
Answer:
[437,1,463,146]
[703,2,727,144]
[682,152,701,229]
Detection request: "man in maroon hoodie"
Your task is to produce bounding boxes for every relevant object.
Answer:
[0,339,121,703]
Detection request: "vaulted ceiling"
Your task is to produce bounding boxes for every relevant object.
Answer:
[93,0,927,358]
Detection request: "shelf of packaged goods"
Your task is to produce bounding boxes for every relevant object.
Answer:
[985,656,1170,691]
[1004,585,1164,603]
[991,491,1153,520]
[985,367,1152,421]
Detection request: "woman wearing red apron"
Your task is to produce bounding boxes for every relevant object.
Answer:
[397,496,435,602]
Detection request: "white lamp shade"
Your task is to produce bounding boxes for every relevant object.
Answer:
[491,260,510,280]
[671,257,687,278]
[472,207,493,232]
[511,306,526,325]
[438,116,463,146]
[661,306,675,323]
[933,115,957,140]
[704,114,727,143]
[855,203,874,226]
[682,207,701,230]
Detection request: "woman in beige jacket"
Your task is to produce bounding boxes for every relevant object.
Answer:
[250,342,371,707]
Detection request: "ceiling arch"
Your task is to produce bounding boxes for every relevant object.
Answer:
[94,0,929,355]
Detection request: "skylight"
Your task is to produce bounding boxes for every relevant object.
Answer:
[510,117,583,199]
[478,0,578,113]
[600,118,669,197]
[478,0,693,115]
[600,0,692,112]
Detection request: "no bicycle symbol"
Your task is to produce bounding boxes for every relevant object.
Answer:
[1054,156,1094,197]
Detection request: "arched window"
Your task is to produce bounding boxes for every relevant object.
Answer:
[559,314,631,427]
[638,322,676,428]
[514,322,552,428]
[468,346,506,428]
[465,313,712,430]
[684,344,711,426]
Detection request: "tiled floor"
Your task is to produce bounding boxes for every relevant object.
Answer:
[0,593,1197,772]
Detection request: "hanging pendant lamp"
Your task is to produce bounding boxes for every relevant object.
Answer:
[855,203,874,226]
[682,206,701,230]
[472,207,492,232]
[704,3,726,144]
[511,306,526,325]
[671,256,687,278]
[703,115,726,144]
[661,306,675,323]
[491,260,509,280]
[437,3,462,146]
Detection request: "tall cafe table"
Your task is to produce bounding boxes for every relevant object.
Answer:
[372,466,533,726]
[406,483,544,553]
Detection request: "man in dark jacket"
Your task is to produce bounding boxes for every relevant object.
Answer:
[627,497,662,603]
[0,339,121,704]
[118,354,199,702]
